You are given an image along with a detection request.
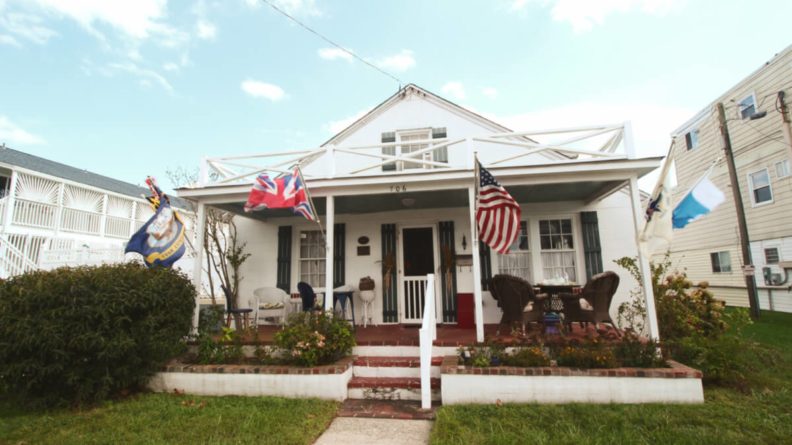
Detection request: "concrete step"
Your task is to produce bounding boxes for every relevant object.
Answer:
[337,399,440,420]
[347,377,441,401]
[353,356,442,378]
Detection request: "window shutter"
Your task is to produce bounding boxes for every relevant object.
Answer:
[333,223,345,288]
[276,226,292,293]
[685,132,693,150]
[580,211,603,280]
[478,240,492,291]
[381,223,398,322]
[439,221,458,322]
[382,132,396,171]
[432,127,448,163]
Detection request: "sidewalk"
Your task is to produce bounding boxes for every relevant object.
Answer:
[314,418,433,445]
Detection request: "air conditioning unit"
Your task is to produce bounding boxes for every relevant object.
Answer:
[769,273,784,286]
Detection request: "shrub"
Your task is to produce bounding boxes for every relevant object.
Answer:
[0,263,195,405]
[557,337,618,369]
[611,332,666,368]
[274,311,356,367]
[503,346,550,367]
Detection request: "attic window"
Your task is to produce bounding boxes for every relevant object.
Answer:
[685,128,699,150]
[432,127,447,139]
[738,94,757,120]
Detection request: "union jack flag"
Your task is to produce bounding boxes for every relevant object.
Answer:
[476,162,521,254]
[244,171,315,221]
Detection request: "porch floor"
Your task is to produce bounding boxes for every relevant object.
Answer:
[249,323,619,346]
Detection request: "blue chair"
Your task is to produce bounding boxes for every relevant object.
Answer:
[333,289,357,333]
[297,282,318,312]
[221,284,253,329]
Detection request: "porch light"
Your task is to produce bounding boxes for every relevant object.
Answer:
[462,234,467,251]
[401,197,416,207]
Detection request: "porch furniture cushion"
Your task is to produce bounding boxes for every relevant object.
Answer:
[221,284,253,330]
[560,271,621,336]
[489,274,547,335]
[579,298,593,311]
[258,301,285,310]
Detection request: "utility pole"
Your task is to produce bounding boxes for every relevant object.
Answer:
[716,102,761,318]
[777,91,792,161]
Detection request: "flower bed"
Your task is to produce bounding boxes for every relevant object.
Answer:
[440,356,704,405]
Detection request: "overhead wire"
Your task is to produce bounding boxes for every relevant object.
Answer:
[259,0,405,87]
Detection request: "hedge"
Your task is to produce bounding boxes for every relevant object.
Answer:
[0,262,196,405]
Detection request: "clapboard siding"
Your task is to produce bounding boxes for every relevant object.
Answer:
[667,46,792,297]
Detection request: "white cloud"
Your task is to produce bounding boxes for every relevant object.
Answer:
[376,50,415,72]
[196,20,216,40]
[510,0,683,33]
[0,12,58,45]
[441,82,466,100]
[318,47,352,62]
[0,116,46,145]
[163,62,179,72]
[482,87,498,99]
[246,0,321,16]
[106,62,173,93]
[0,34,21,46]
[127,48,142,60]
[241,79,287,101]
[324,107,374,135]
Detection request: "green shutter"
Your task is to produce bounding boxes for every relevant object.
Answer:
[581,211,603,280]
[439,221,458,322]
[333,223,345,288]
[276,226,292,293]
[382,132,396,171]
[381,223,398,322]
[479,240,492,291]
[432,127,448,164]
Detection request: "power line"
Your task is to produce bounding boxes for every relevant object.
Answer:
[259,0,405,87]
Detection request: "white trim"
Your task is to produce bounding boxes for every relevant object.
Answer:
[710,251,733,274]
[747,167,774,207]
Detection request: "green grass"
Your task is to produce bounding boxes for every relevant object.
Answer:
[431,310,792,445]
[0,393,338,445]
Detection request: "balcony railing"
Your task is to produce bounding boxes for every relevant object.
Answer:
[105,215,132,238]
[0,197,5,226]
[61,208,102,235]
[13,199,58,229]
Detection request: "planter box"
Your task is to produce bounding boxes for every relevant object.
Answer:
[147,356,355,401]
[440,356,704,405]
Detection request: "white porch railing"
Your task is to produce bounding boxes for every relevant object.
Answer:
[0,233,40,279]
[419,274,437,410]
[403,276,430,323]
[39,246,126,269]
[60,208,102,235]
[105,215,132,238]
[197,123,633,186]
[13,199,58,229]
[0,197,6,226]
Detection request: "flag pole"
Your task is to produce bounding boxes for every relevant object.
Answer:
[472,152,480,243]
[296,163,327,243]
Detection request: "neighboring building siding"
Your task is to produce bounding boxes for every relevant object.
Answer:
[666,46,792,310]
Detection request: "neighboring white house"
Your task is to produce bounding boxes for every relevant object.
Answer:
[664,45,792,313]
[0,145,196,280]
[177,84,663,342]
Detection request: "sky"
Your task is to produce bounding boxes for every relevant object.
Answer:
[1,0,791,193]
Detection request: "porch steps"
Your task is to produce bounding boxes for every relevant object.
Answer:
[337,399,440,420]
[347,377,442,402]
[353,356,443,378]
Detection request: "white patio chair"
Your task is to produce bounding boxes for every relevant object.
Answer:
[249,287,289,326]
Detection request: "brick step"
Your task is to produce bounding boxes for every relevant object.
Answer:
[353,356,443,368]
[338,399,440,420]
[347,377,441,389]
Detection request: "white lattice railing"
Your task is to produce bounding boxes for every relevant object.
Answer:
[0,234,40,279]
[419,274,437,410]
[39,247,125,270]
[0,197,6,226]
[60,208,102,235]
[13,199,58,229]
[105,215,132,238]
[198,123,632,187]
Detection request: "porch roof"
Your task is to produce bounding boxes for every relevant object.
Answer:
[177,156,661,219]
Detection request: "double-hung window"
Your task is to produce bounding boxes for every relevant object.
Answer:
[748,168,773,206]
[381,128,447,171]
[739,94,757,120]
[299,230,326,288]
[498,221,532,282]
[776,160,791,179]
[539,219,577,282]
[399,131,431,170]
[710,251,732,273]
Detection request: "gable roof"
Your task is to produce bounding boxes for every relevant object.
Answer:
[0,146,189,208]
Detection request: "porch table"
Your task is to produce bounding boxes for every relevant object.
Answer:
[535,284,582,313]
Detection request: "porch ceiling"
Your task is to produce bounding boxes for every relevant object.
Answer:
[217,180,621,219]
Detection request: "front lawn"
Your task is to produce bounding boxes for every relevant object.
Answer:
[0,393,338,445]
[431,309,792,445]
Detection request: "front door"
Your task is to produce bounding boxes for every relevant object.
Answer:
[399,226,439,323]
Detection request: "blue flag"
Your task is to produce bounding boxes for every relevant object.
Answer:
[125,178,186,268]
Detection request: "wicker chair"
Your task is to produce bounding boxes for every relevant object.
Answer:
[560,271,621,336]
[489,274,548,336]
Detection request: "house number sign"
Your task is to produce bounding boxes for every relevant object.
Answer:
[390,185,408,192]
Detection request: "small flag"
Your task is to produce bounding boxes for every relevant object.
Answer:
[673,172,725,229]
[476,162,522,254]
[639,162,674,258]
[125,178,186,268]
[245,171,315,221]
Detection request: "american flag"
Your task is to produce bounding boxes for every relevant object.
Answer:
[476,162,521,254]
[244,170,315,221]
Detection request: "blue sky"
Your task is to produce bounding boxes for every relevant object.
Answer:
[1,0,791,193]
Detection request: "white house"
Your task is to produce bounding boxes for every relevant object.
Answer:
[177,84,662,342]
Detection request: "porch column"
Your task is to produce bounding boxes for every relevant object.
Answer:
[467,185,485,343]
[324,196,334,312]
[191,201,207,334]
[628,175,661,341]
[2,170,17,233]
